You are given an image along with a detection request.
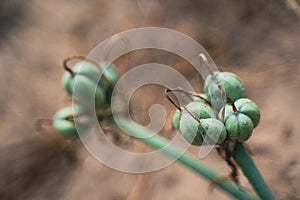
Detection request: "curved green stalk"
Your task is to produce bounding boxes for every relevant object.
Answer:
[233,142,275,200]
[115,118,258,200]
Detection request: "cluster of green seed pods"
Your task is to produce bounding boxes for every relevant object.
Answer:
[172,71,260,145]
[53,56,119,137]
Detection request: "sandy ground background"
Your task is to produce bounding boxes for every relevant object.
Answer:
[0,0,299,199]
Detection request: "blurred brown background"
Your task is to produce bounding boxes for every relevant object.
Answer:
[0,0,299,199]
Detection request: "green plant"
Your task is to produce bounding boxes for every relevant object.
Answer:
[48,55,275,200]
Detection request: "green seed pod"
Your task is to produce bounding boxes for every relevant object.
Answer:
[198,118,227,145]
[174,101,216,130]
[70,76,106,110]
[177,102,216,145]
[205,71,246,111]
[219,103,255,142]
[234,98,260,128]
[62,61,103,95]
[61,61,107,110]
[53,106,92,137]
[179,110,204,145]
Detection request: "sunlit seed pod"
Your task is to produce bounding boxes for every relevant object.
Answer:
[53,106,92,138]
[205,71,246,111]
[198,118,227,145]
[174,101,216,130]
[234,98,260,128]
[192,93,210,104]
[219,104,254,142]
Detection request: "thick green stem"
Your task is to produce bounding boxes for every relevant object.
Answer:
[116,118,258,200]
[233,142,275,200]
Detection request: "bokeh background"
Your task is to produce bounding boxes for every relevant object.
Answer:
[0,0,299,199]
